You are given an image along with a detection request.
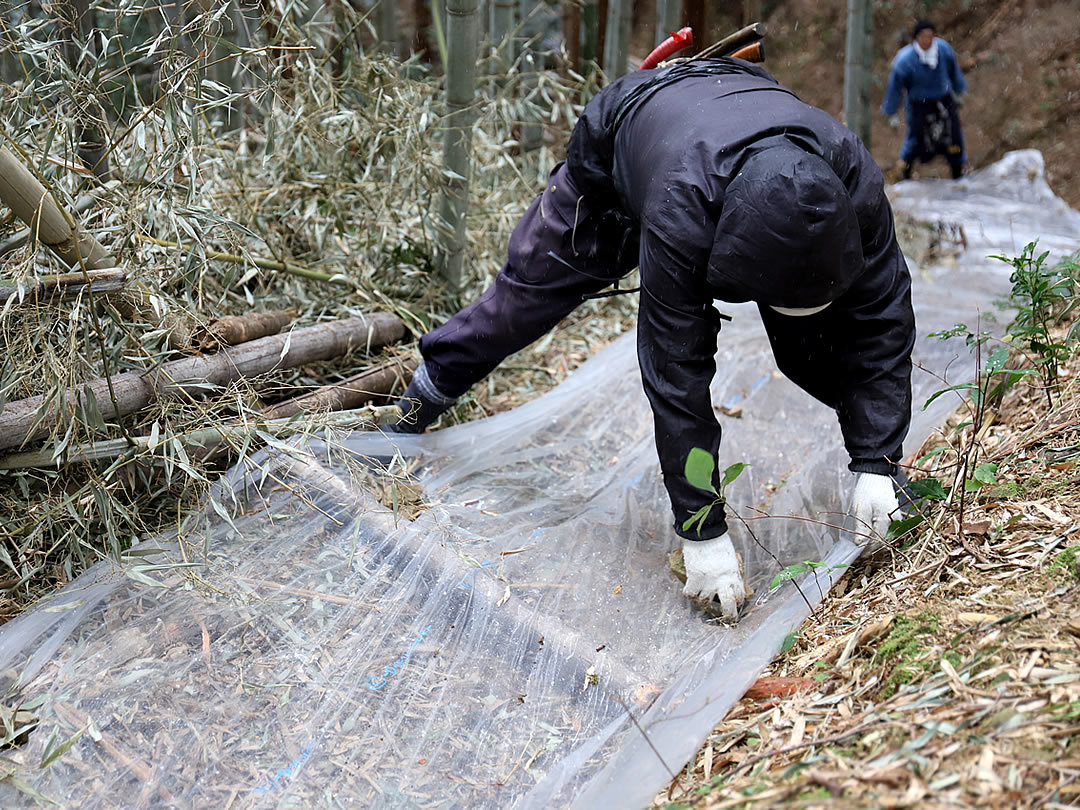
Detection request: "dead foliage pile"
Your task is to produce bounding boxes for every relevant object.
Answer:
[658,319,1080,808]
[0,12,634,620]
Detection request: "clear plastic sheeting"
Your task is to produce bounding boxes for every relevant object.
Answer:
[0,150,1077,809]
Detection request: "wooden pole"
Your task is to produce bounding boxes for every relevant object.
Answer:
[684,0,705,51]
[0,146,114,270]
[564,0,581,72]
[437,0,480,288]
[0,313,407,452]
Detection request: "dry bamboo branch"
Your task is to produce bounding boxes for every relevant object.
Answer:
[263,355,417,419]
[193,310,295,350]
[134,233,353,286]
[0,146,114,270]
[0,405,401,469]
[0,313,407,452]
[0,268,126,305]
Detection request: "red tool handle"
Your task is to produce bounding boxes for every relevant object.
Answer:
[639,27,693,70]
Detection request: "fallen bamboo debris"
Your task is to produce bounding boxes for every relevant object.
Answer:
[263,355,418,419]
[0,405,401,469]
[134,233,354,287]
[193,310,295,350]
[0,268,126,306]
[0,146,115,270]
[0,181,119,257]
[0,313,407,452]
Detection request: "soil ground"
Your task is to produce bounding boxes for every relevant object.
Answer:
[631,0,1080,204]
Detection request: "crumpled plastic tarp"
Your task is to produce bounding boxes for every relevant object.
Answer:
[0,151,1077,809]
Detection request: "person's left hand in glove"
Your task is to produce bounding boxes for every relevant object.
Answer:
[850,472,899,542]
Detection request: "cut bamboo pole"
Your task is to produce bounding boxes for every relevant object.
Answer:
[0,146,115,270]
[0,268,126,305]
[0,405,401,470]
[0,313,407,452]
[192,310,295,350]
[437,0,480,288]
[263,355,417,419]
[0,180,117,257]
[264,355,418,419]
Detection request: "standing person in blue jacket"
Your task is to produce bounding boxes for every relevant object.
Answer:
[882,19,968,179]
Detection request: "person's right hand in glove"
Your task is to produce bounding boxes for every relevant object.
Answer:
[681,532,747,620]
[387,362,458,434]
[887,113,902,129]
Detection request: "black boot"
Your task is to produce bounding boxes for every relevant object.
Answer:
[387,362,458,434]
[901,162,914,180]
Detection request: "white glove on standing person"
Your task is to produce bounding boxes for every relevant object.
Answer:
[681,532,746,620]
[887,114,902,129]
[851,472,900,542]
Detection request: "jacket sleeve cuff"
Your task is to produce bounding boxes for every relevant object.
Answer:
[673,505,729,542]
[848,456,899,476]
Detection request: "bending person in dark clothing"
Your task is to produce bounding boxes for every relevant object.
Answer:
[393,57,916,620]
[883,19,968,179]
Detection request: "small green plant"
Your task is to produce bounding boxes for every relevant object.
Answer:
[682,447,747,536]
[991,241,1079,405]
[1047,545,1080,581]
[769,560,849,590]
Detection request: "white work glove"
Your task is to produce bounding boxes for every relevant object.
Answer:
[681,532,746,620]
[850,472,900,542]
[887,114,902,129]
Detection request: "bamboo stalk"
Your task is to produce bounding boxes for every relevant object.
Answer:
[133,233,353,287]
[193,310,295,350]
[0,146,115,270]
[656,0,680,45]
[0,180,117,257]
[263,355,418,419]
[437,0,480,288]
[378,0,397,55]
[490,0,516,76]
[0,268,126,305]
[0,313,407,452]
[0,405,401,470]
[602,0,631,77]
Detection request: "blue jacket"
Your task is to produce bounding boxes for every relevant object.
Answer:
[882,39,967,116]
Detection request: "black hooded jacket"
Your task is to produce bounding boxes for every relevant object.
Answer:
[566,60,915,541]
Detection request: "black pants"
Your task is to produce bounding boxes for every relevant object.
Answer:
[420,162,639,399]
[909,94,965,178]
